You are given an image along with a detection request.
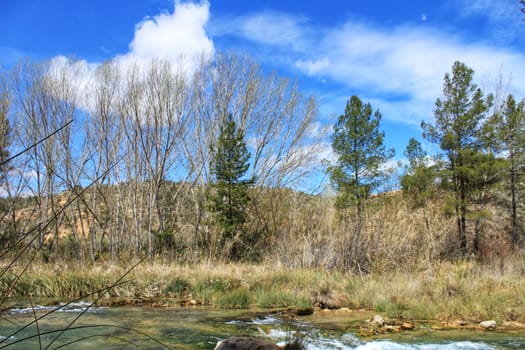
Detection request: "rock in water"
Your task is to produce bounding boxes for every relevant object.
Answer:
[214,337,281,350]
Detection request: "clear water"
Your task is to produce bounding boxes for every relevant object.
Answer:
[0,304,524,349]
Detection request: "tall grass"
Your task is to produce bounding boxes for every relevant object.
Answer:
[3,260,525,323]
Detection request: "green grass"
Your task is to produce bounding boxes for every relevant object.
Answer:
[254,288,309,308]
[215,288,251,309]
[2,261,525,324]
[164,277,191,298]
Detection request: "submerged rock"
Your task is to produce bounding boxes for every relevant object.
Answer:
[284,307,314,316]
[214,337,281,350]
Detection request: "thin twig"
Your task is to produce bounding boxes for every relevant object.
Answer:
[0,324,172,349]
[0,119,73,167]
[51,334,139,349]
[0,149,130,306]
[0,279,131,344]
[28,296,42,350]
[44,254,152,349]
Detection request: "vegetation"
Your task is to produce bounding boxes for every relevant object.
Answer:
[0,58,523,266]
[208,114,255,260]
[486,95,525,246]
[2,261,525,324]
[0,54,319,263]
[422,61,494,256]
[327,95,394,269]
[0,71,10,178]
[0,54,525,327]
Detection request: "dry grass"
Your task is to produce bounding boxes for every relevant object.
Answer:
[2,188,524,325]
[3,259,525,323]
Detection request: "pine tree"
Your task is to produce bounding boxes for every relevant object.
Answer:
[422,61,493,255]
[209,114,254,260]
[329,95,394,209]
[401,137,436,208]
[487,95,525,246]
[401,138,439,260]
[328,95,394,266]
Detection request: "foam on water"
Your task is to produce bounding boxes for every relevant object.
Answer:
[223,315,498,350]
[355,341,496,350]
[7,301,107,315]
[298,339,497,350]
[225,315,282,326]
[265,326,498,350]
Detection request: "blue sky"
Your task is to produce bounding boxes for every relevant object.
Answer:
[2,0,525,166]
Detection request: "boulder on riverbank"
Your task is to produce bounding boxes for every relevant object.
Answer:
[311,289,348,309]
[480,320,497,329]
[214,337,280,350]
[214,337,304,350]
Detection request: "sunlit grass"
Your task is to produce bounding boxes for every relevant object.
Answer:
[2,260,525,322]
[215,288,251,309]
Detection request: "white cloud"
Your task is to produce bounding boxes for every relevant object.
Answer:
[217,10,525,125]
[45,1,216,113]
[295,57,330,76]
[310,22,525,101]
[42,2,525,131]
[116,0,214,72]
[452,0,525,45]
[315,141,336,164]
[305,120,331,139]
[212,11,311,51]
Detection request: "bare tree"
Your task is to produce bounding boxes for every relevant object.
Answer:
[44,59,84,257]
[10,61,57,251]
[184,53,320,259]
[80,60,124,260]
[141,59,189,255]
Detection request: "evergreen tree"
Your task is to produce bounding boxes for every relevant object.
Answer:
[328,95,394,266]
[487,95,525,246]
[461,149,506,252]
[401,138,436,208]
[329,95,394,209]
[209,114,254,260]
[422,61,493,255]
[400,138,440,260]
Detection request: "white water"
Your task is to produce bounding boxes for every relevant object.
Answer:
[6,301,107,315]
[2,306,523,349]
[270,329,500,350]
[237,316,521,350]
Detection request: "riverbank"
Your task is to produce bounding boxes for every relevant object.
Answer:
[2,260,525,329]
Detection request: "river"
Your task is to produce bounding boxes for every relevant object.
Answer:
[1,303,524,349]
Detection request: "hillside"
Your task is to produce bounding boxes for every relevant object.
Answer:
[0,181,518,272]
